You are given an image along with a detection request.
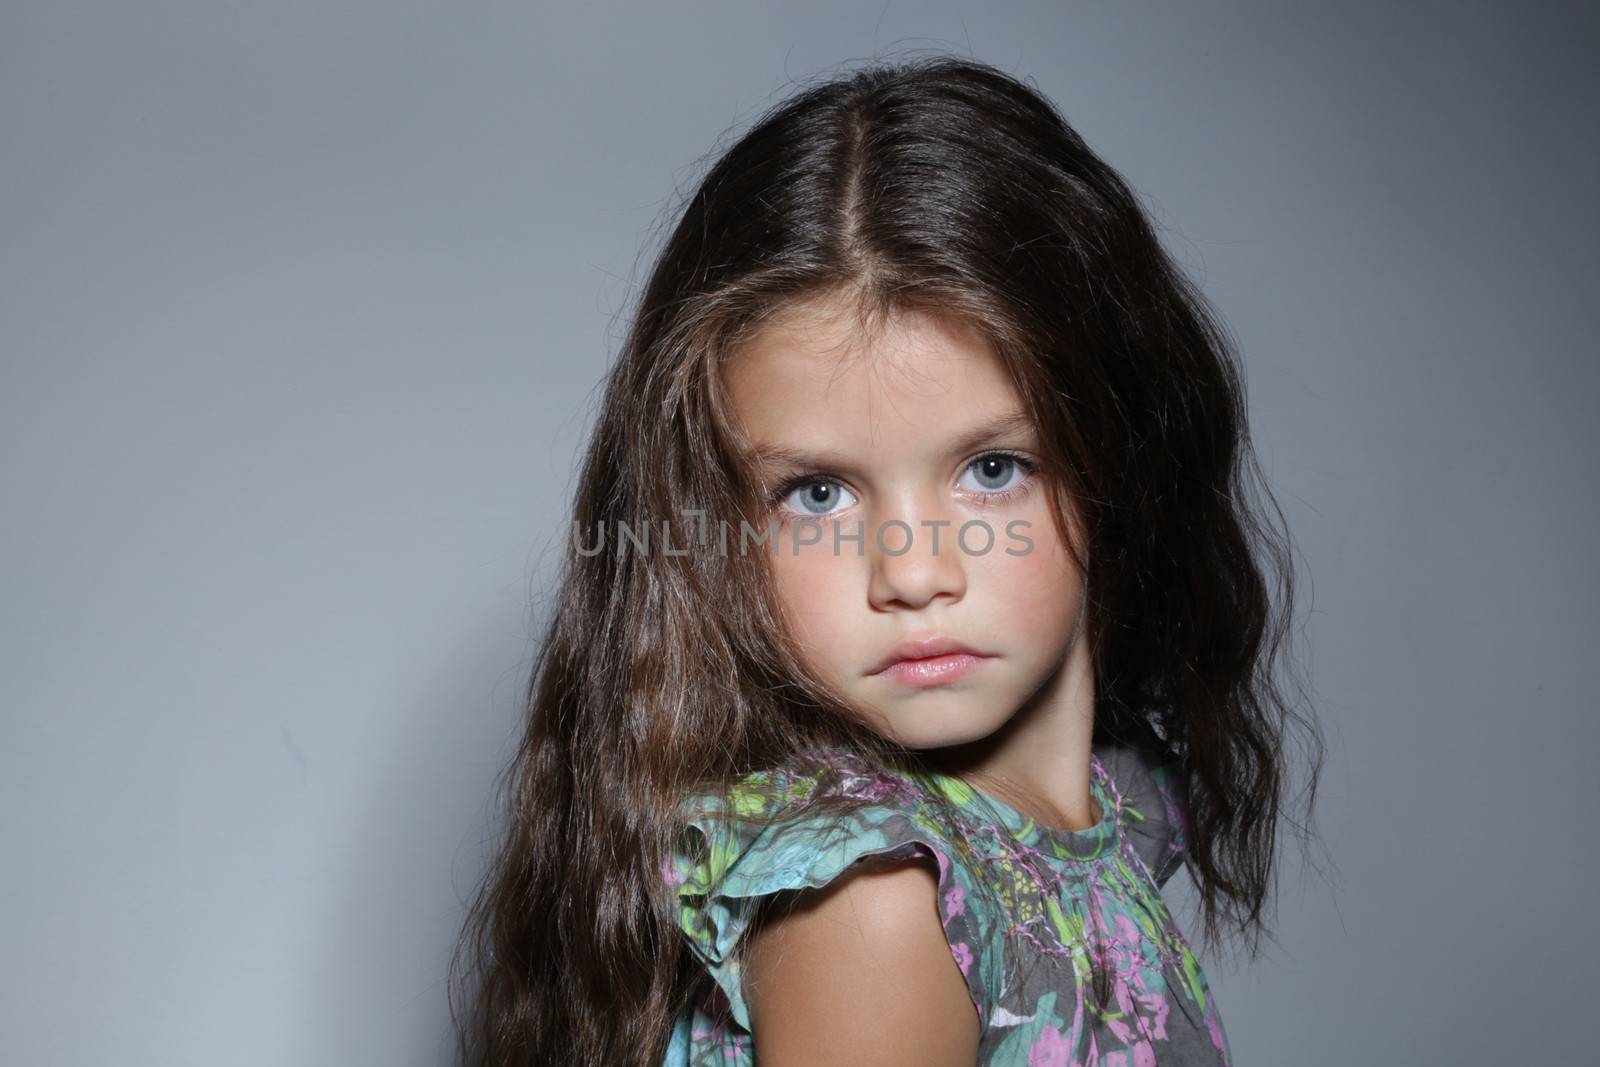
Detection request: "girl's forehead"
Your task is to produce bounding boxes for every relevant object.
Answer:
[724,362,1034,485]
[722,300,1022,428]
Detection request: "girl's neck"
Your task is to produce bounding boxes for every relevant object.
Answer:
[927,634,1098,833]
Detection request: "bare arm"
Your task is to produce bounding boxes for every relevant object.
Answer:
[742,856,981,1066]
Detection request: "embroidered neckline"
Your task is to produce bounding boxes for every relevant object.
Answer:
[921,753,1123,866]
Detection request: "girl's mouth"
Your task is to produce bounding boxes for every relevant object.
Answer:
[873,652,992,688]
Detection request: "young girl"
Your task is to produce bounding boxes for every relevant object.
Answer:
[451,55,1319,1066]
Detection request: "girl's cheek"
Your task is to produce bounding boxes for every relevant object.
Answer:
[992,521,1085,645]
[769,537,861,663]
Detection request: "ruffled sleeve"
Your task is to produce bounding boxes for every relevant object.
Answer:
[668,768,997,1036]
[1093,740,1191,887]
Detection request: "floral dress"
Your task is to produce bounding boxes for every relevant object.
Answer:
[661,743,1231,1066]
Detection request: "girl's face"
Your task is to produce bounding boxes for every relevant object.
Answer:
[723,292,1088,750]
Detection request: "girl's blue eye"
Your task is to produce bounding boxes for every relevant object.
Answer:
[958,452,1032,495]
[778,479,858,517]
[770,452,1035,519]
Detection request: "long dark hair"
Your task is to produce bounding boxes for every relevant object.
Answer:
[449,53,1321,1066]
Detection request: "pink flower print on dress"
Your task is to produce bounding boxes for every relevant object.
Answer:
[944,884,967,920]
[949,941,974,976]
[1026,1025,1071,1067]
[1113,913,1145,957]
[1104,964,1145,1045]
[1103,1044,1157,1067]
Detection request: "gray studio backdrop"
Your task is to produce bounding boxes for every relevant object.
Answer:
[3,3,1595,1064]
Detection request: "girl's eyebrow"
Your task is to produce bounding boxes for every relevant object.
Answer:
[749,411,1037,472]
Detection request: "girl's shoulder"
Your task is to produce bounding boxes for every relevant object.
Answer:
[668,752,1000,1038]
[672,753,972,883]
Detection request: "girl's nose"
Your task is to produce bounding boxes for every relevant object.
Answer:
[865,508,968,612]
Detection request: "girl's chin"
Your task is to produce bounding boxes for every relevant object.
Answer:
[870,710,1015,752]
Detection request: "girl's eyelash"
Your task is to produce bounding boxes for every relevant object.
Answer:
[766,451,1039,509]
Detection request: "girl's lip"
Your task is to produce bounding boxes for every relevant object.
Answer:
[874,652,992,688]
[868,634,986,675]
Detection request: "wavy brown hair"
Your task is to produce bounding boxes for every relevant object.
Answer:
[448,53,1322,1066]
